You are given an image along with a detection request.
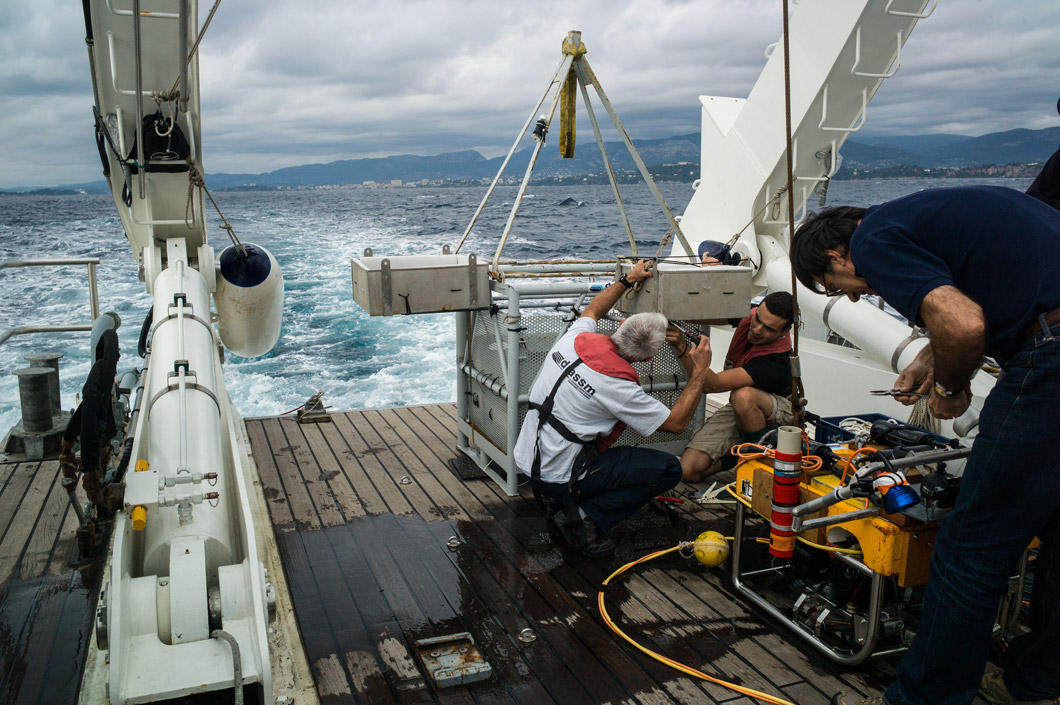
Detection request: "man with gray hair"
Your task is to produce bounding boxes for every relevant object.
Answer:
[514,260,711,557]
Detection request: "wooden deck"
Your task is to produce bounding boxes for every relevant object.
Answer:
[246,403,906,705]
[0,459,102,705]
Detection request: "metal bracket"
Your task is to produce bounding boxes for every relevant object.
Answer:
[467,254,478,309]
[172,359,190,375]
[363,247,373,257]
[442,244,452,255]
[380,258,392,313]
[172,293,188,308]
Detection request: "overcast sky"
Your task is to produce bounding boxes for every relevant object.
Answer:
[2,0,1058,188]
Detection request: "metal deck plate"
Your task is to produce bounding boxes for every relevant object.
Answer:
[414,632,492,688]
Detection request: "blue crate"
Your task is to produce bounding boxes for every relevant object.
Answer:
[813,413,949,445]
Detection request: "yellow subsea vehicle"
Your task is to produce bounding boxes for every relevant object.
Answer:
[728,423,974,665]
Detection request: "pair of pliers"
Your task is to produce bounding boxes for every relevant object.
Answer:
[692,482,735,505]
[869,388,926,400]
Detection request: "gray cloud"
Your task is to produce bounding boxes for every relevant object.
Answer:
[1,0,1057,188]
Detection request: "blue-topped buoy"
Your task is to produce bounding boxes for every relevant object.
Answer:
[214,244,284,357]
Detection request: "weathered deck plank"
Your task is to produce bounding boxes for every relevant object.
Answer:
[0,459,103,705]
[248,404,922,705]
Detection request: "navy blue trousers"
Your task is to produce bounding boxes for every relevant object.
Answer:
[887,324,1060,705]
[539,446,682,533]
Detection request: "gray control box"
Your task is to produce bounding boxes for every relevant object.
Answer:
[615,261,752,320]
[351,253,491,316]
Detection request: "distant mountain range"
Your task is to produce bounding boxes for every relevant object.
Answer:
[839,127,1060,169]
[5,126,1057,194]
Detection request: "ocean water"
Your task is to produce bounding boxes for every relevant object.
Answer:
[0,177,1033,431]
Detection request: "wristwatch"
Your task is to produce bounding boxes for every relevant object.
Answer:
[933,381,958,398]
[617,274,632,289]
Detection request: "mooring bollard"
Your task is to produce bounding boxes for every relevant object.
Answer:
[25,351,63,416]
[14,367,53,432]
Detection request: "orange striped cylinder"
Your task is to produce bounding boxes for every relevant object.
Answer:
[770,426,803,558]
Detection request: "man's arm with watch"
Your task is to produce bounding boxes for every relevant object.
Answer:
[580,259,653,322]
[899,285,986,419]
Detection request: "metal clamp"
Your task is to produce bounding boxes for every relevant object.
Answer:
[890,328,926,373]
[149,310,216,342]
[147,380,220,415]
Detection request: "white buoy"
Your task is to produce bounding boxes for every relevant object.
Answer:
[214,244,284,358]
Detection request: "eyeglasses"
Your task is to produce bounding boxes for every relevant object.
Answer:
[818,273,845,297]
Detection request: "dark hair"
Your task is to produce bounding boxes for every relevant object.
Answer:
[789,206,866,293]
[760,291,794,327]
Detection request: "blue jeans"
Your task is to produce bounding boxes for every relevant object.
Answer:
[887,324,1060,705]
[539,446,681,533]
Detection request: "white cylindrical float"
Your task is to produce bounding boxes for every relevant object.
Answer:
[214,244,284,358]
[143,263,234,576]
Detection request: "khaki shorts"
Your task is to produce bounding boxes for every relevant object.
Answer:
[685,393,793,461]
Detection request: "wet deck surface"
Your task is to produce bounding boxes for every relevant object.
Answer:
[246,404,905,705]
[0,459,102,705]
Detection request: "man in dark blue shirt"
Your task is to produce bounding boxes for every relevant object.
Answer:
[790,186,1060,705]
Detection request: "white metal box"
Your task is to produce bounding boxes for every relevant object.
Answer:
[351,253,491,316]
[615,261,752,320]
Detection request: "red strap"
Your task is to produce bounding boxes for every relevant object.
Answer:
[725,307,791,368]
[573,332,640,383]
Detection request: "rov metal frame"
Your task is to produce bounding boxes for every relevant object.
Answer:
[454,265,706,496]
[730,499,905,666]
[0,258,101,345]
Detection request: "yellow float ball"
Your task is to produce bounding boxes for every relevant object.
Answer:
[693,530,730,567]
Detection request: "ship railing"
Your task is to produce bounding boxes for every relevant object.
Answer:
[0,258,101,346]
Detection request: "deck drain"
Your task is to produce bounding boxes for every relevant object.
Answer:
[446,536,461,550]
[518,628,537,643]
[399,475,412,485]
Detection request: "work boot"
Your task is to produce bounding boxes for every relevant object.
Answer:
[830,694,889,705]
[980,666,1060,705]
[551,511,615,558]
[579,518,615,559]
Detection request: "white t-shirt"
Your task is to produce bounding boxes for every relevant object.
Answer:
[513,317,670,484]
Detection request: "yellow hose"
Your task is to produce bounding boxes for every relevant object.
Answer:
[597,480,867,703]
[598,546,796,705]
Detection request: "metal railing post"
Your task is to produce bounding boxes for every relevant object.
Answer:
[503,286,522,495]
[88,260,101,319]
[0,258,104,346]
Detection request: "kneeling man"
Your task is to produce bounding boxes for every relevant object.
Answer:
[513,260,711,557]
[668,291,795,482]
